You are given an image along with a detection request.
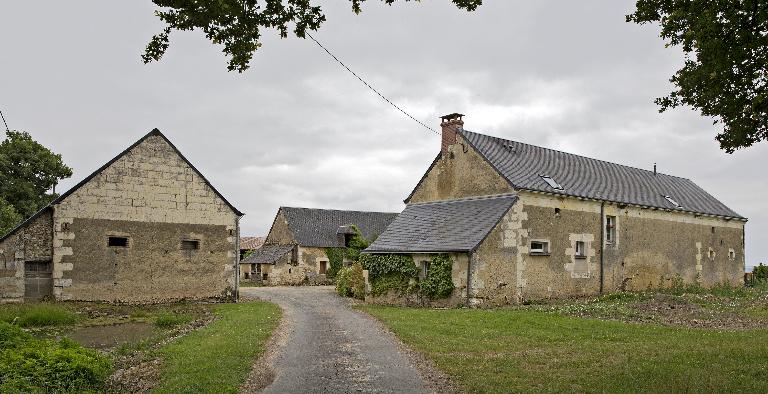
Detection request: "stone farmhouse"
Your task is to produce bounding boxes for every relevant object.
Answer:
[244,207,397,285]
[365,114,747,306]
[0,129,243,303]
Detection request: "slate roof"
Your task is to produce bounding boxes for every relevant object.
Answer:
[240,244,294,265]
[280,207,399,248]
[458,129,744,219]
[0,129,243,243]
[240,236,265,250]
[365,194,518,253]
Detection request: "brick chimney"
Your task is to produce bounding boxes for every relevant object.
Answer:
[440,113,464,154]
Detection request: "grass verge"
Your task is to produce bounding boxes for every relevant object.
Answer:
[152,301,281,394]
[362,305,768,393]
[0,303,79,327]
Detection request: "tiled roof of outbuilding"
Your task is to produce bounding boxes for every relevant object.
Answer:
[241,244,294,265]
[365,194,518,253]
[460,129,744,219]
[281,207,399,248]
[240,236,265,250]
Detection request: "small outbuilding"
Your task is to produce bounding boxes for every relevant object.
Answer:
[0,129,243,303]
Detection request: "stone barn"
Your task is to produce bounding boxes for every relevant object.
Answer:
[0,129,243,303]
[365,114,747,306]
[244,207,397,285]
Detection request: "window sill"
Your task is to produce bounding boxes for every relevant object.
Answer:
[529,252,550,256]
[575,255,587,259]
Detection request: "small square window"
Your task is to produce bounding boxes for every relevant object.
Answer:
[530,241,550,255]
[420,261,431,279]
[108,237,129,247]
[728,249,736,260]
[181,240,200,250]
[575,241,586,258]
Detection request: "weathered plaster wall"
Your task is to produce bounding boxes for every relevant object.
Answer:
[407,134,513,204]
[0,211,53,302]
[59,218,233,302]
[264,250,306,286]
[264,209,295,245]
[52,134,238,301]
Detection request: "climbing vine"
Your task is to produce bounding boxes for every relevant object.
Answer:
[360,254,419,296]
[419,254,455,299]
[324,225,371,279]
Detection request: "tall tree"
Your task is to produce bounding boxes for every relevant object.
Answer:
[0,131,72,231]
[628,0,768,153]
[143,0,482,72]
[0,197,22,236]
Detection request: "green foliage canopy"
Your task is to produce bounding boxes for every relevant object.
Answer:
[144,0,482,72]
[0,131,72,234]
[627,0,768,152]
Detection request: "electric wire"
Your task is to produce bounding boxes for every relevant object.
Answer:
[305,32,439,136]
[0,110,9,132]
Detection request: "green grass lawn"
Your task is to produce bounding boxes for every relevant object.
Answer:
[362,306,768,393]
[152,301,281,394]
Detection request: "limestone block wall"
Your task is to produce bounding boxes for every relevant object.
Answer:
[264,210,295,245]
[407,133,513,204]
[265,251,306,286]
[0,211,53,302]
[51,134,238,301]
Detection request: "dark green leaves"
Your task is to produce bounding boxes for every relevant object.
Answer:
[0,131,72,236]
[144,0,481,72]
[628,0,768,152]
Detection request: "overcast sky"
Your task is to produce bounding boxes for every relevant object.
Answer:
[2,1,765,269]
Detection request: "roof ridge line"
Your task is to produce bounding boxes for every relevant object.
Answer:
[280,206,399,215]
[407,193,518,207]
[460,129,691,181]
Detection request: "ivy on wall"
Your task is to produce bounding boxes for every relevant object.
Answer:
[325,225,371,279]
[419,254,455,299]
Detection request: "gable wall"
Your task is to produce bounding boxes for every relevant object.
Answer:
[407,133,513,204]
[470,191,745,305]
[264,209,295,245]
[51,134,238,302]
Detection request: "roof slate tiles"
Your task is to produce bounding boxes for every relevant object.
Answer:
[281,207,399,247]
[365,194,518,253]
[241,244,294,265]
[461,129,743,219]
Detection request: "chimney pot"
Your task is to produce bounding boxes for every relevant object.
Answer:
[440,113,465,155]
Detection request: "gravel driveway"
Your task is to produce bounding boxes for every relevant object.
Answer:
[240,286,431,394]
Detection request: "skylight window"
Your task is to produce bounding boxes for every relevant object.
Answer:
[541,175,564,190]
[664,195,682,208]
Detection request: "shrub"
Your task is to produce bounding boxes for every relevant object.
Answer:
[154,312,193,328]
[419,254,455,299]
[0,322,112,393]
[336,262,365,300]
[754,263,768,281]
[0,303,79,327]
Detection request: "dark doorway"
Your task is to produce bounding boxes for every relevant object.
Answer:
[319,261,327,275]
[24,261,53,300]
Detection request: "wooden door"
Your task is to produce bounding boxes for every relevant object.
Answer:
[24,261,53,300]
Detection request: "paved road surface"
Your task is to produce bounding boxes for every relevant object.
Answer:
[240,286,431,394]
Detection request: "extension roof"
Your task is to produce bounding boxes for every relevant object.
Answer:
[240,244,294,265]
[408,129,743,220]
[240,236,265,250]
[365,194,518,253]
[277,207,399,248]
[0,129,243,243]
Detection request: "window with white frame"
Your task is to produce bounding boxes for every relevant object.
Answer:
[420,261,431,279]
[575,241,586,258]
[606,216,617,244]
[530,240,550,255]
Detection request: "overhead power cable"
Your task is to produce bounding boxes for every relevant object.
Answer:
[0,110,9,132]
[305,32,439,136]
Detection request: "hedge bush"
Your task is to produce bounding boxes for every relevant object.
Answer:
[0,322,112,393]
[419,254,455,299]
[336,262,365,300]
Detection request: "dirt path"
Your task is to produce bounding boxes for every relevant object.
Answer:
[240,286,432,394]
